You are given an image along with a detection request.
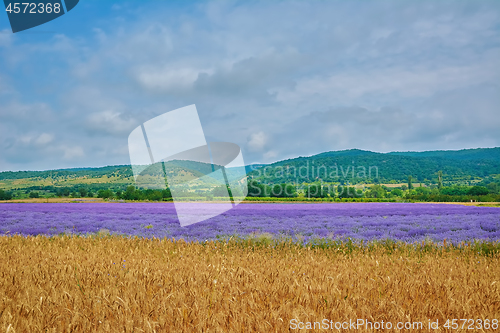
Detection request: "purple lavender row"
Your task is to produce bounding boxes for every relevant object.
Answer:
[0,203,499,244]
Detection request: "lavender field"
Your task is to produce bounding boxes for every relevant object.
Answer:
[0,203,499,244]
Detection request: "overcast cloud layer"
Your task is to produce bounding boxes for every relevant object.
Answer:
[0,0,499,171]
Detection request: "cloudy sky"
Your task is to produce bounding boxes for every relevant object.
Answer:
[0,0,499,171]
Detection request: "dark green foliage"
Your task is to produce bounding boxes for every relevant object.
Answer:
[486,182,499,194]
[337,186,361,199]
[29,191,39,198]
[161,189,172,199]
[270,184,297,198]
[440,185,469,196]
[0,189,13,200]
[467,186,490,196]
[408,175,413,190]
[247,180,270,197]
[391,188,403,197]
[56,187,71,197]
[365,185,386,198]
[79,188,88,198]
[304,183,329,198]
[97,189,114,199]
[414,187,431,195]
[117,186,172,201]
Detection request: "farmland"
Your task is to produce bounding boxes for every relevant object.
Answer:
[1,203,499,244]
[1,202,499,332]
[0,235,499,332]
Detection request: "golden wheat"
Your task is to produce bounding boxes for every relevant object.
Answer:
[0,236,498,332]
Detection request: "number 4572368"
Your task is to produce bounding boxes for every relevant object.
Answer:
[5,3,61,14]
[443,319,498,330]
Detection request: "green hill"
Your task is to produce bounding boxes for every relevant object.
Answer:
[387,147,500,161]
[248,147,500,185]
[1,147,499,191]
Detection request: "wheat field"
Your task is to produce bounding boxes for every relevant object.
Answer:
[0,235,499,332]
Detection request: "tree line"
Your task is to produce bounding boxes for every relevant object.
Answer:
[1,178,499,202]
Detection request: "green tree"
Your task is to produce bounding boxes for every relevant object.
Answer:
[269,183,298,198]
[145,189,163,201]
[337,185,359,198]
[162,188,172,199]
[0,189,13,200]
[29,191,40,198]
[365,185,386,198]
[124,186,137,200]
[391,188,403,197]
[56,187,70,197]
[441,185,468,196]
[247,180,270,197]
[487,182,499,194]
[437,170,443,189]
[97,189,114,199]
[79,187,88,198]
[408,175,413,190]
[415,187,431,195]
[305,183,327,198]
[270,184,284,198]
[467,186,489,196]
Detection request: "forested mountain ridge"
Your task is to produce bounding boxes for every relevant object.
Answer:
[0,165,133,181]
[1,147,499,189]
[248,147,500,185]
[387,147,500,161]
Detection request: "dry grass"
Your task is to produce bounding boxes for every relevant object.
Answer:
[0,236,499,332]
[0,198,105,204]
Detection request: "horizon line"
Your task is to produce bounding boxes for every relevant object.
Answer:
[1,146,499,174]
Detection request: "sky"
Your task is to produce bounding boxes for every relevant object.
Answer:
[0,0,499,171]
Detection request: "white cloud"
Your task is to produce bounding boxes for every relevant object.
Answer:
[271,59,500,106]
[62,146,85,160]
[136,67,209,92]
[35,133,54,146]
[247,131,268,152]
[86,110,137,136]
